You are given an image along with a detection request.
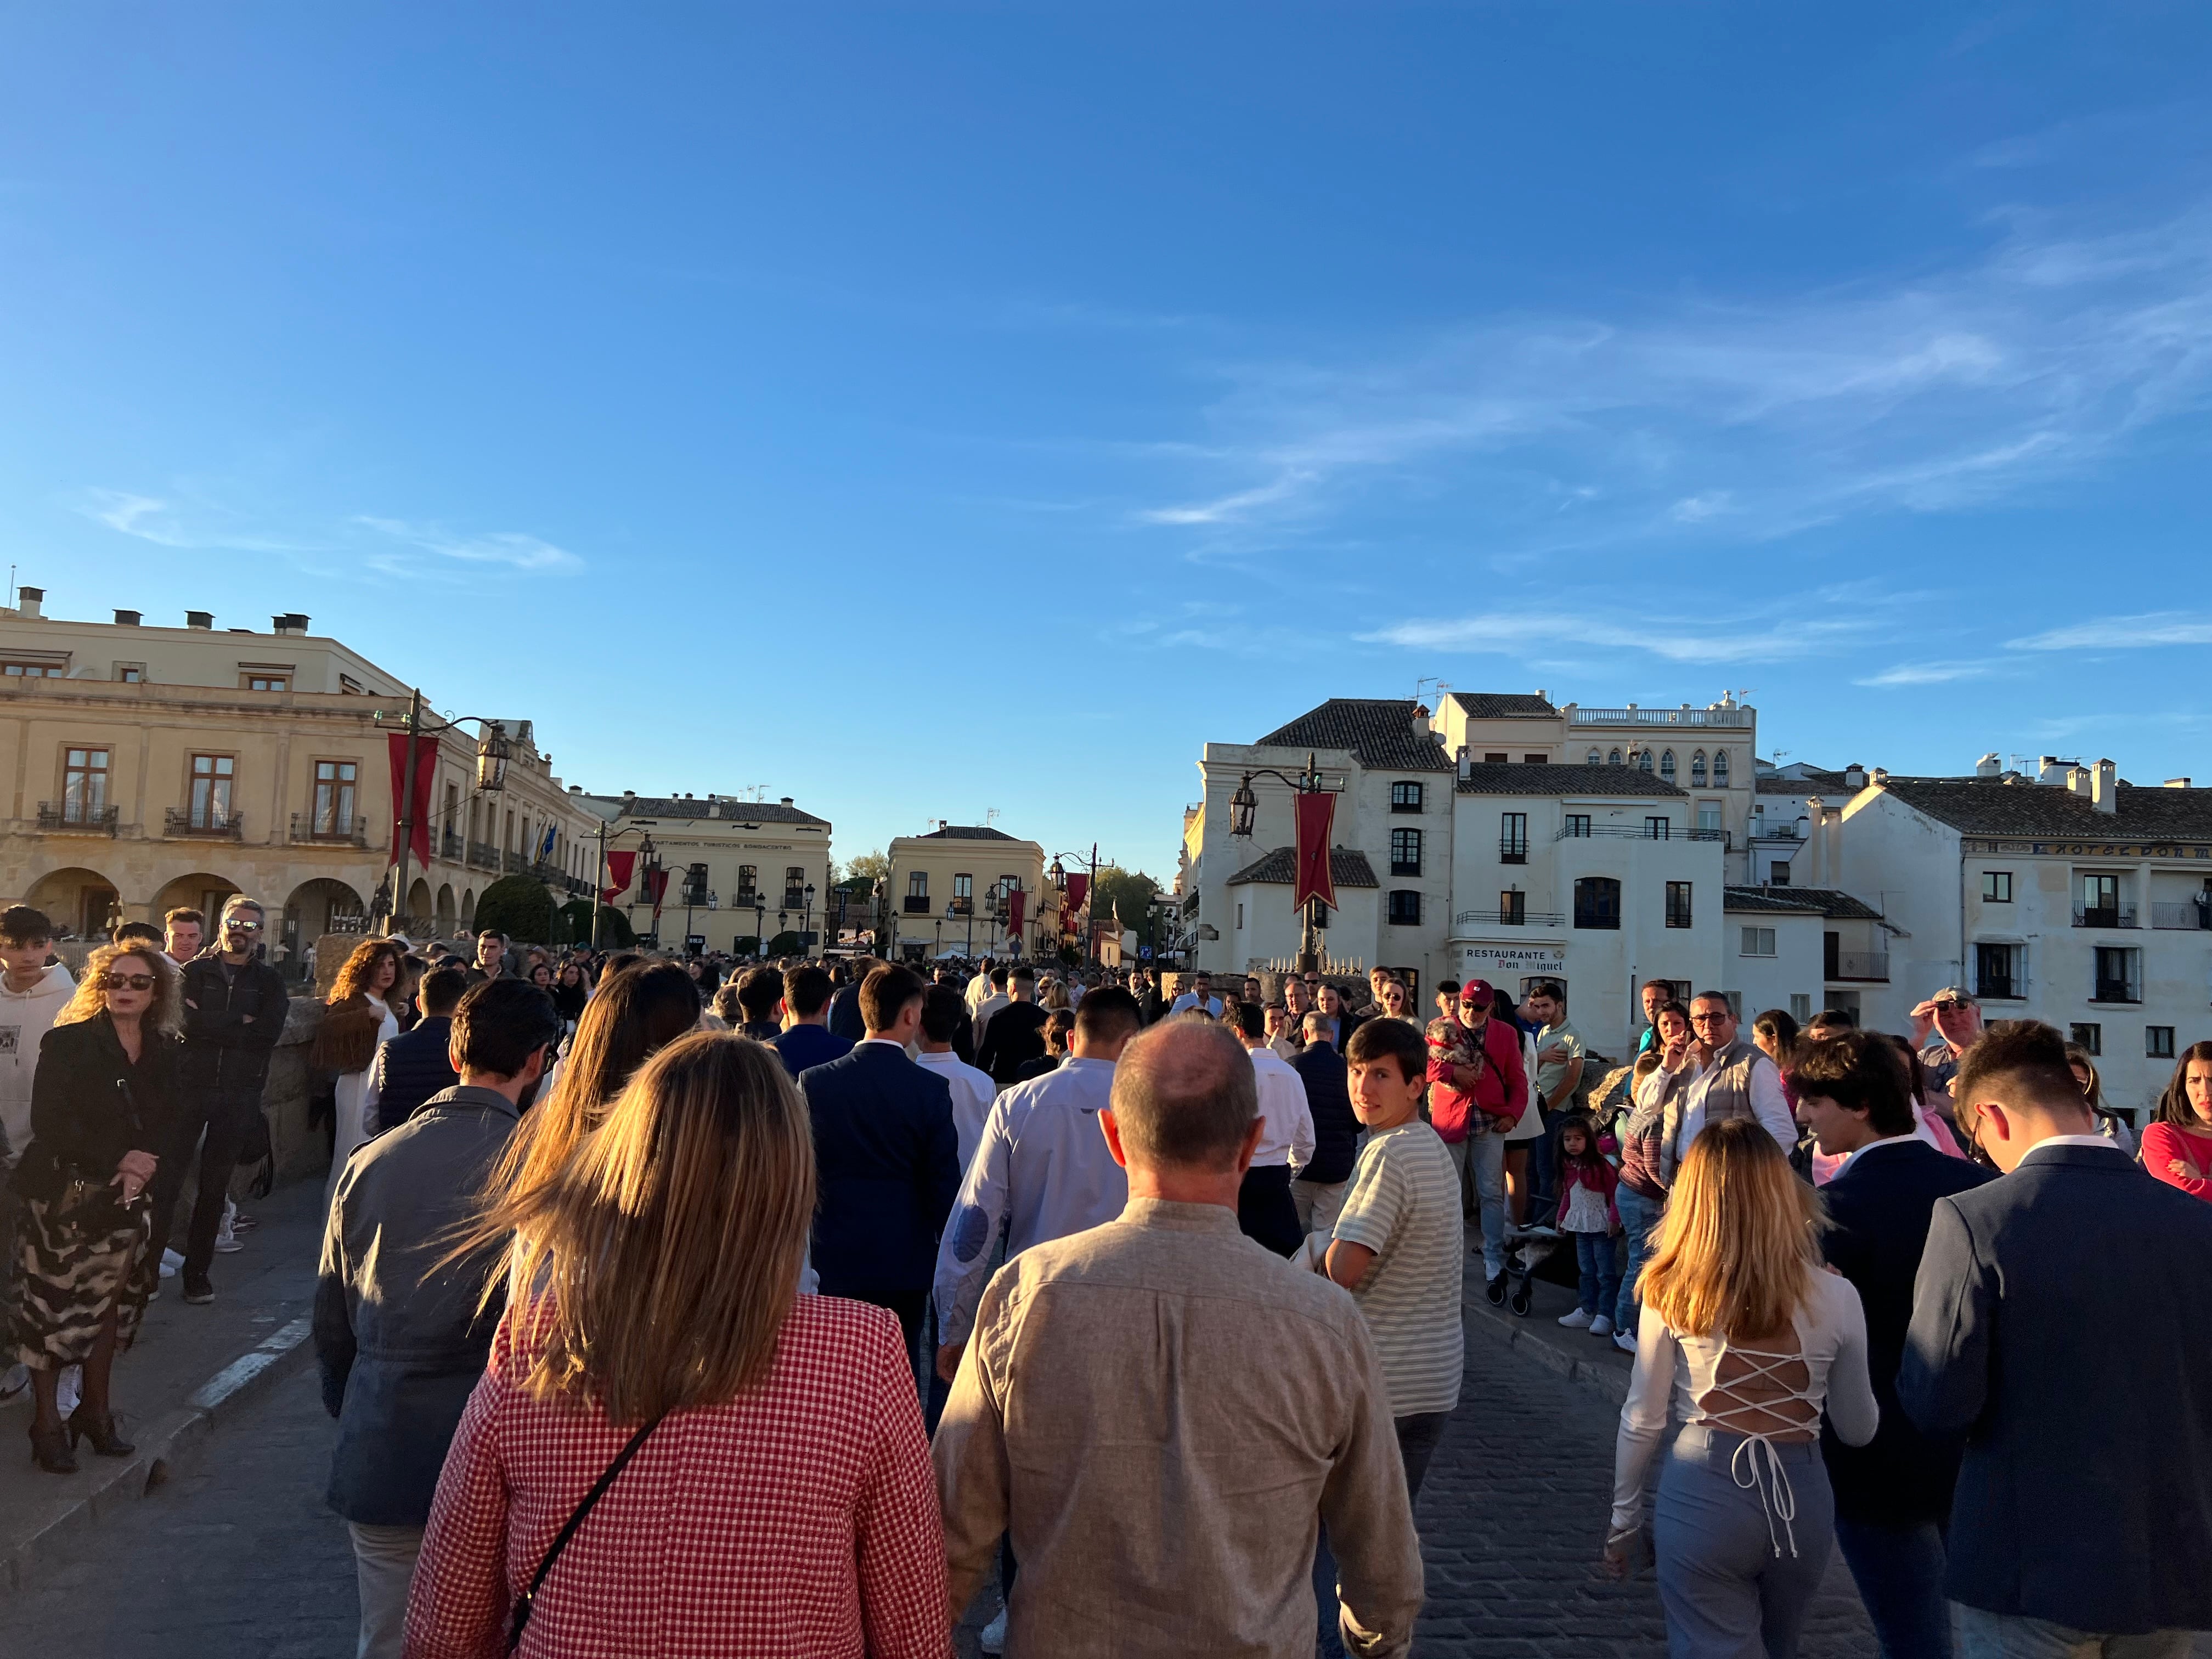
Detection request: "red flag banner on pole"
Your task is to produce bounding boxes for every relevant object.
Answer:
[602,849,637,903]
[386,732,436,868]
[1291,790,1337,913]
[1007,887,1026,943]
[644,866,671,919]
[1064,873,1090,915]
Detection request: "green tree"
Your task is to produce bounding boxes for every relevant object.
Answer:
[839,849,890,887]
[474,874,555,943]
[1088,865,1163,953]
[557,899,633,947]
[766,930,804,955]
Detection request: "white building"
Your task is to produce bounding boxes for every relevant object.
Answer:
[1721,884,1893,1028]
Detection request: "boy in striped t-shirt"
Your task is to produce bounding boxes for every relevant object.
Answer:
[1323,1015,1465,1501]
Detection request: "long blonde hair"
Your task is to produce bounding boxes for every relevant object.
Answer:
[472,1032,814,1424]
[57,943,183,1037]
[1638,1119,1824,1340]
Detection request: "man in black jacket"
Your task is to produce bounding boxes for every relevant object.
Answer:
[153,895,287,1306]
[976,964,1049,1091]
[1290,1009,1358,1236]
[1900,1020,2212,1654]
[363,965,466,1133]
[1796,1030,1993,1659]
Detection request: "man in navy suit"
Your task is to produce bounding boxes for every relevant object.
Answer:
[1900,1020,2212,1658]
[798,963,961,1376]
[771,962,852,1078]
[1795,1029,1994,1659]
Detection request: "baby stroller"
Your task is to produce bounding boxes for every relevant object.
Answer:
[1499,1221,1561,1316]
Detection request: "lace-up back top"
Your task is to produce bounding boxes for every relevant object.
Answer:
[1611,1267,1877,1534]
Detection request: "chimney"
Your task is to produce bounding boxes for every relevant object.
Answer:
[2091,758,2118,814]
[1870,766,1889,787]
[185,610,212,629]
[1534,688,1548,703]
[780,796,794,807]
[2038,755,2065,785]
[2066,766,2093,800]
[1410,704,1429,735]
[1976,753,2002,778]
[114,608,142,627]
[270,612,311,635]
[15,586,42,618]
[2165,778,2193,789]
[1843,763,1866,789]
[1456,745,1471,782]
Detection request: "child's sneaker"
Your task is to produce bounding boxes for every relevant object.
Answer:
[1557,1307,1593,1329]
[160,1248,184,1278]
[1613,1330,1638,1355]
[1590,1314,1615,1338]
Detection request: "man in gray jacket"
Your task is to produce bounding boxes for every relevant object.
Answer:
[313,978,559,1659]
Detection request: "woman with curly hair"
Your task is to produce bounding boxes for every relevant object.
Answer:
[313,938,404,1208]
[8,940,183,1472]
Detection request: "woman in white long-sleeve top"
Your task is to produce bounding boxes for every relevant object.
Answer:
[1604,1116,1878,1659]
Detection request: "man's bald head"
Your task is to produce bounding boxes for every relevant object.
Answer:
[1109,1015,1257,1172]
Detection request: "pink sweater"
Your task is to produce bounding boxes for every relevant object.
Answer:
[2143,1122,2212,1202]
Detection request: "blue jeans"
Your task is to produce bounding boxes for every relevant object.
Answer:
[1572,1230,1621,1318]
[1952,1604,2196,1658]
[1833,1518,1950,1659]
[1449,1133,1508,1278]
[1614,1183,1662,1333]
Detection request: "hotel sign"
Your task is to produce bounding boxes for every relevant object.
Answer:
[1962,838,2212,860]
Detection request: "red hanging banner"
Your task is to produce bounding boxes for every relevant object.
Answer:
[1007,887,1026,942]
[1064,873,1090,915]
[644,865,671,918]
[602,849,637,903]
[1291,789,1337,913]
[385,732,437,868]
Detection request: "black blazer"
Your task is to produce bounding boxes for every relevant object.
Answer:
[1291,1040,1359,1186]
[1899,1143,2212,1634]
[366,1016,461,1133]
[828,982,867,1044]
[12,1013,180,1201]
[797,1042,961,1299]
[1818,1140,1994,1525]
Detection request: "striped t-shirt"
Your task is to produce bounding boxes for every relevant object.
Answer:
[1331,1120,1465,1417]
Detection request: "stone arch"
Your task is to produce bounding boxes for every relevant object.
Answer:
[1690,749,1708,787]
[436,883,456,936]
[24,865,121,940]
[460,888,476,931]
[283,878,368,966]
[407,878,433,929]
[1712,749,1730,786]
[1609,748,1623,765]
[1659,749,1678,783]
[153,871,242,929]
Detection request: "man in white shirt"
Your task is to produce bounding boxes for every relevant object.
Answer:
[964,957,997,1017]
[1169,972,1222,1018]
[1230,1001,1313,1256]
[933,988,1144,1379]
[917,985,997,1173]
[1655,991,1796,1184]
[972,966,1011,1045]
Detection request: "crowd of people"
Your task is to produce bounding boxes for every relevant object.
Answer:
[4,901,2210,1658]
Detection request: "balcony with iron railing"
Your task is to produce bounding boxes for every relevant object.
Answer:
[35,800,120,835]
[1499,839,1528,864]
[2072,905,2138,929]
[1568,706,1754,728]
[902,894,933,915]
[1555,823,1726,842]
[504,849,529,875]
[950,897,974,916]
[2091,978,2142,1005]
[290,811,369,848]
[468,839,499,871]
[1976,975,2023,1001]
[1827,951,1889,983]
[2151,901,2212,931]
[165,806,242,839]
[440,828,464,861]
[1454,906,1567,929]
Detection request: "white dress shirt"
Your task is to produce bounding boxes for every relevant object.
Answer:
[1246,1043,1315,1172]
[1168,992,1222,1018]
[2017,1132,2132,1165]
[1669,1046,1797,1159]
[916,1046,998,1173]
[931,1056,1127,1347]
[973,991,1009,1043]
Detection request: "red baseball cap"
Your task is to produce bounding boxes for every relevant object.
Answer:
[1460,978,1494,1004]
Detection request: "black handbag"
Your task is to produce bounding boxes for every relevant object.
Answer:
[506,1414,664,1652]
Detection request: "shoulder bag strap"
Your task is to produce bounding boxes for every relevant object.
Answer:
[506,1413,664,1653]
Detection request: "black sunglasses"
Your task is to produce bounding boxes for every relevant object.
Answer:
[103,973,156,991]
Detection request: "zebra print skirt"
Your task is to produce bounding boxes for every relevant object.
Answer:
[5,1192,157,1370]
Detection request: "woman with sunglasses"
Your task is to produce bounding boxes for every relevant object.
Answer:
[7,941,183,1473]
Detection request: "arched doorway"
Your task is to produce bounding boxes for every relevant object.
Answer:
[25,866,121,940]
[154,871,242,930]
[283,878,368,974]
[435,883,456,936]
[460,888,476,932]
[407,878,433,932]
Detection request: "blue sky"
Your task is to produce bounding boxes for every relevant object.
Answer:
[5,7,2211,877]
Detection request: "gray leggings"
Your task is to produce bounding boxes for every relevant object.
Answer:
[1654,1425,1835,1659]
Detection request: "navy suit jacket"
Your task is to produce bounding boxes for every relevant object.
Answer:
[1290,1040,1358,1186]
[771,1022,853,1079]
[1817,1139,1994,1525]
[797,1041,961,1300]
[828,983,867,1044]
[1899,1142,2212,1634]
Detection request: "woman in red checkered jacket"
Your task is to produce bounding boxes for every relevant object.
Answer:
[404,1032,952,1658]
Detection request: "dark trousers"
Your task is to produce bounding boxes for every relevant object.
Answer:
[148,1089,260,1280]
[1236,1163,1303,1258]
[1834,1516,1952,1659]
[1314,1411,1452,1657]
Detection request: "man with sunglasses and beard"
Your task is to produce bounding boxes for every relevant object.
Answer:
[150,895,288,1307]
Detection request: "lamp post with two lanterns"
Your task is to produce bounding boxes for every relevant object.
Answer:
[376,692,517,933]
[1227,749,1329,975]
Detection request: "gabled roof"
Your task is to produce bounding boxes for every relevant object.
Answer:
[594,795,828,827]
[1449,691,1560,720]
[1757,769,1849,795]
[1457,762,1686,798]
[1878,777,2212,841]
[918,825,1018,840]
[1723,886,1830,915]
[1254,698,1454,773]
[1724,884,1886,921]
[1223,846,1381,889]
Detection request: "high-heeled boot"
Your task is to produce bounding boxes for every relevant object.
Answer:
[29,1421,78,1475]
[66,1403,135,1458]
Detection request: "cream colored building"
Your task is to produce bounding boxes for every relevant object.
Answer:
[578,792,833,953]
[886,825,1059,963]
[0,590,601,960]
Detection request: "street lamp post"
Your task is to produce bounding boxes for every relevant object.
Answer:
[803,883,815,954]
[588,819,656,949]
[1228,749,1329,975]
[377,695,514,933]
[753,898,766,958]
[1047,842,1103,966]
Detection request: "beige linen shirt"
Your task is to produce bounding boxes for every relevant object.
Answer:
[933,1197,1423,1659]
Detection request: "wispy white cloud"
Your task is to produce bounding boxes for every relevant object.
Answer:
[353,517,583,572]
[1360,603,1877,669]
[76,488,583,577]
[1853,661,1996,687]
[2006,612,2212,651]
[76,488,325,554]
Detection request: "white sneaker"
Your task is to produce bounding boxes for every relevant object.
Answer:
[1613,1330,1638,1355]
[1590,1314,1615,1338]
[55,1364,82,1419]
[213,1222,242,1254]
[1557,1307,1593,1329]
[161,1248,184,1278]
[0,1362,27,1401]
[979,1607,1008,1654]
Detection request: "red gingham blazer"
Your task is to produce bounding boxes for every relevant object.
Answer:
[404,1296,952,1658]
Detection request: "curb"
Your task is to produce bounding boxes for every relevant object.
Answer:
[1466,1296,1632,1410]
[1,1315,316,1598]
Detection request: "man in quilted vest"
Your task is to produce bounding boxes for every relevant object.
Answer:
[1654,992,1796,1186]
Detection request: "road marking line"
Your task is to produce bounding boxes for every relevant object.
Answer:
[188,1316,313,1413]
